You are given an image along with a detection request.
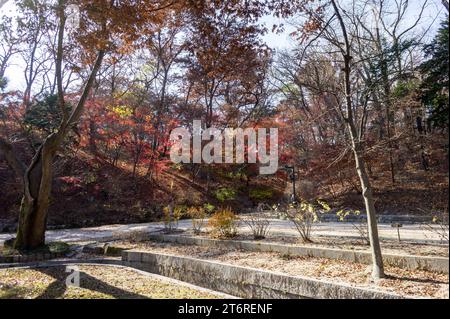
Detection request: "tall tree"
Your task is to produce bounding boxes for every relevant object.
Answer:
[420,18,449,129]
[0,16,20,90]
[282,0,387,279]
[330,0,385,279]
[1,0,178,249]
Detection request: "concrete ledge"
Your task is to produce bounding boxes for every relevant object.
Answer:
[122,250,406,299]
[0,258,124,269]
[148,234,449,274]
[0,251,67,264]
[318,214,434,224]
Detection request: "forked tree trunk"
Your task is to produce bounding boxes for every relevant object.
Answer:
[14,134,59,249]
[13,48,105,250]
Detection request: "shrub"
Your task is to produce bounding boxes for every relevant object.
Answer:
[174,204,187,217]
[249,187,274,202]
[163,204,185,232]
[283,200,330,243]
[420,208,449,245]
[208,207,239,239]
[203,202,215,214]
[336,209,369,245]
[244,213,271,239]
[215,187,237,202]
[187,206,207,234]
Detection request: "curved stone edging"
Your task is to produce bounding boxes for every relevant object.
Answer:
[0,251,67,264]
[0,258,123,269]
[148,234,449,273]
[122,250,409,299]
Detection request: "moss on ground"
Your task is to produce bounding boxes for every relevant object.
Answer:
[1,241,71,257]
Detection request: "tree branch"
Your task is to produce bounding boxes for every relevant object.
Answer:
[56,0,68,120]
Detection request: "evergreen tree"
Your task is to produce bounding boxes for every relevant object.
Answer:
[420,18,449,129]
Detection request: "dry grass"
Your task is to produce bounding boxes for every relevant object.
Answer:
[0,265,222,299]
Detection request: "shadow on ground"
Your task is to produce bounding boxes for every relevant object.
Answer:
[34,267,148,299]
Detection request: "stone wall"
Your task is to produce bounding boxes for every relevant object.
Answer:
[122,250,405,299]
[148,234,449,273]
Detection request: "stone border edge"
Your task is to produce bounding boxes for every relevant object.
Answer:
[147,234,449,274]
[122,250,412,299]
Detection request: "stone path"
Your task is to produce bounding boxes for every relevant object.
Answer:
[0,218,447,245]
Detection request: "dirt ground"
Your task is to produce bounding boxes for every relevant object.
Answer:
[108,223,449,257]
[106,240,449,299]
[215,233,450,257]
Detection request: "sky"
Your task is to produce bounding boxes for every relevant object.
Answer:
[0,0,448,91]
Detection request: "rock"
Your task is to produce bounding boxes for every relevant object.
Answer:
[103,244,124,256]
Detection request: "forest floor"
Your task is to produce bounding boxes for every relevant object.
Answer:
[1,149,448,233]
[0,264,226,299]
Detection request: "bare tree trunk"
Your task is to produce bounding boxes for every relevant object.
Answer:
[331,0,385,279]
[348,131,385,279]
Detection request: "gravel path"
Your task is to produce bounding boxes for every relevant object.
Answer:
[1,219,447,245]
